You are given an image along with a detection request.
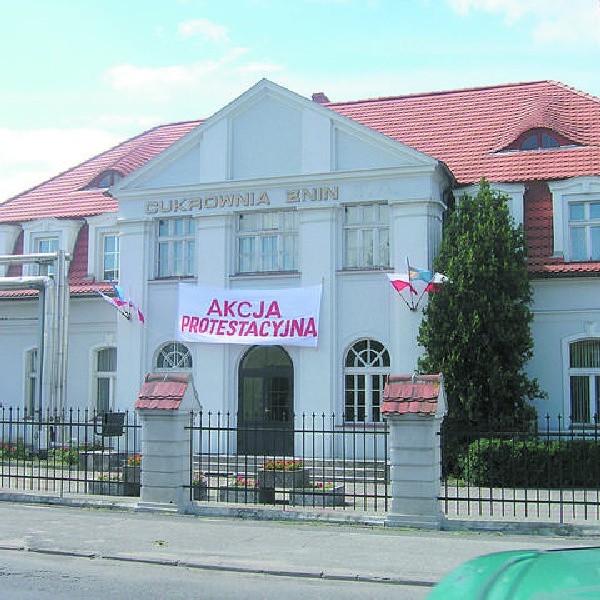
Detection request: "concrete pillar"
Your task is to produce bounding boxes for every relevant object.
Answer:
[134,373,199,511]
[385,412,444,529]
[136,410,191,509]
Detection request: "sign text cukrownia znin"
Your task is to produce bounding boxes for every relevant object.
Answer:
[177,284,322,347]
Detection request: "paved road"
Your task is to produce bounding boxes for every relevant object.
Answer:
[0,502,598,596]
[0,550,427,600]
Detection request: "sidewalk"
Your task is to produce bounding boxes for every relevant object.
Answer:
[0,497,598,586]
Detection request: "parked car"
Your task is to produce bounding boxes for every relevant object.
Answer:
[429,547,600,599]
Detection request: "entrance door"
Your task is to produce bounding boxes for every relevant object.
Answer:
[238,346,294,455]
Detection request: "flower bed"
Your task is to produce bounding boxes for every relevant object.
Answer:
[257,459,310,489]
[218,476,275,504]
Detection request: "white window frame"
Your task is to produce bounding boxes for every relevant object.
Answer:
[568,201,600,261]
[22,218,82,277]
[236,210,298,274]
[101,233,120,282]
[550,177,600,260]
[155,342,193,371]
[156,217,195,278]
[344,339,390,423]
[93,347,117,414]
[34,236,59,275]
[567,338,600,426]
[343,203,389,269]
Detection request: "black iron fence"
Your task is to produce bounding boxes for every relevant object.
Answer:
[440,414,600,523]
[187,411,390,512]
[0,407,141,497]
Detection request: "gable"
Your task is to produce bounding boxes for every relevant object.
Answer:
[231,95,303,179]
[114,80,439,193]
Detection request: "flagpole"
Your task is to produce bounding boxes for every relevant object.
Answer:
[406,256,416,310]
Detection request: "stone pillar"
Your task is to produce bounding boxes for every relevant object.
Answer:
[134,373,200,511]
[385,412,445,529]
[135,409,191,509]
[382,373,446,529]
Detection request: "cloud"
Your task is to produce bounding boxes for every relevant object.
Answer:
[178,18,229,42]
[446,0,599,46]
[0,127,121,202]
[103,47,288,112]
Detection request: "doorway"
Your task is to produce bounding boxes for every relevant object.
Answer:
[238,346,294,455]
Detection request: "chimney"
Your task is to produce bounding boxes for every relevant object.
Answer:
[312,92,330,104]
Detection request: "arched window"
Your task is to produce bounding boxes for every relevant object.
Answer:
[156,342,192,370]
[569,339,600,424]
[344,339,390,422]
[94,347,117,413]
[506,128,574,152]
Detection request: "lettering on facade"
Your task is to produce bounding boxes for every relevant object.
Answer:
[144,186,339,215]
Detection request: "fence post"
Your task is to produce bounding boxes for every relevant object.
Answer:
[134,373,200,510]
[382,374,446,529]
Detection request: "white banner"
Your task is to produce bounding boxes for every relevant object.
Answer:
[177,284,322,347]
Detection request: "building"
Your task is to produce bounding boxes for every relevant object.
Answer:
[0,79,598,453]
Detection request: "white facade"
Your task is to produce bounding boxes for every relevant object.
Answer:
[111,81,448,436]
[1,80,597,441]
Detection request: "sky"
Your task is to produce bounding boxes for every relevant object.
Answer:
[0,0,598,202]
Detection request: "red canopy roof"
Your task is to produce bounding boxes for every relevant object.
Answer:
[135,373,191,411]
[382,374,444,417]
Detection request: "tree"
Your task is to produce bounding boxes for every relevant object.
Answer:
[418,179,543,430]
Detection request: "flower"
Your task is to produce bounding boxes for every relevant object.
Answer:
[314,481,334,490]
[127,454,141,466]
[262,459,304,471]
[232,476,258,488]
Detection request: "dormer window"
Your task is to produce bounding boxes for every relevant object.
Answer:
[521,131,559,150]
[569,201,600,261]
[84,170,123,190]
[507,128,575,152]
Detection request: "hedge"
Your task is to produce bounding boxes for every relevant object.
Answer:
[457,438,600,488]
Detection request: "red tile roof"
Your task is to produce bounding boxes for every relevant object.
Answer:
[327,81,600,185]
[382,374,443,417]
[0,120,201,224]
[0,80,598,283]
[135,373,190,410]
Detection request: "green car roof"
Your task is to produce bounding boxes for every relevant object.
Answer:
[429,547,600,599]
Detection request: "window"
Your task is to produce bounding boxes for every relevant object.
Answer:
[569,201,600,261]
[94,347,117,414]
[507,128,573,152]
[569,339,600,424]
[25,348,38,415]
[156,342,192,370]
[84,170,123,190]
[36,237,59,275]
[156,217,195,278]
[102,234,119,281]
[237,211,298,274]
[344,339,390,422]
[343,203,389,269]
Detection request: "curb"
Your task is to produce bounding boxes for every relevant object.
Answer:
[2,489,600,537]
[0,543,437,588]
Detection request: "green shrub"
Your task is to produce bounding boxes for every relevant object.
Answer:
[457,438,600,488]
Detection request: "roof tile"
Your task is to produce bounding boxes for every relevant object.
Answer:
[382,374,443,417]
